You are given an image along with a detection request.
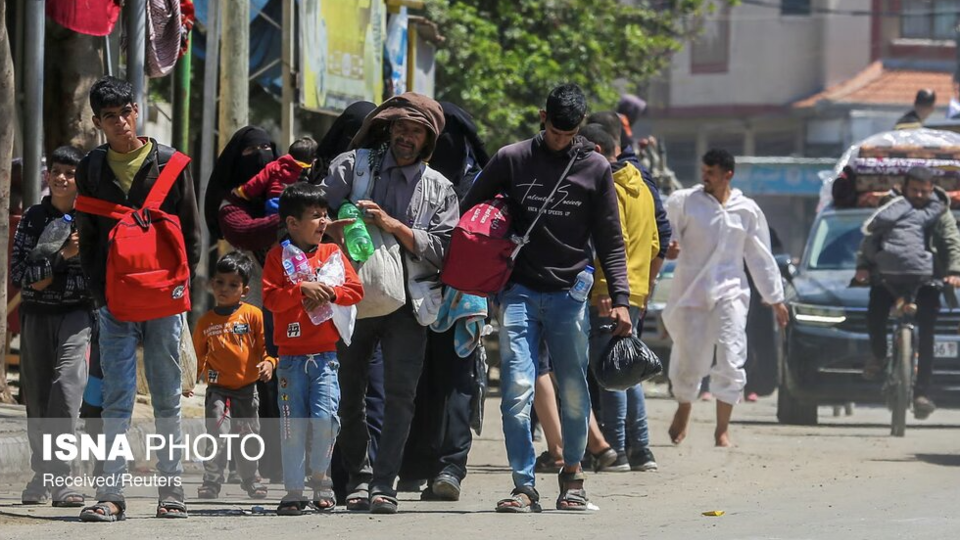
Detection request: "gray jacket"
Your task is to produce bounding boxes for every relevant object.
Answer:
[860,193,946,277]
[319,149,459,270]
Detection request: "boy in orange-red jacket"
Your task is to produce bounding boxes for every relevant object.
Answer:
[262,182,363,515]
[189,251,275,501]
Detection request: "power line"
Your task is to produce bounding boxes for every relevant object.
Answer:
[739,0,960,17]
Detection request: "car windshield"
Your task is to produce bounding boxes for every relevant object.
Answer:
[805,213,867,271]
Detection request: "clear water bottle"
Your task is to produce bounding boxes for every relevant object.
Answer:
[30,214,74,260]
[569,265,595,302]
[280,240,331,325]
[338,202,375,263]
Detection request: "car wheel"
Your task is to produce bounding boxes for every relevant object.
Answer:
[776,382,818,425]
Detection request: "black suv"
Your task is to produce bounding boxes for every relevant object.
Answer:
[778,207,960,424]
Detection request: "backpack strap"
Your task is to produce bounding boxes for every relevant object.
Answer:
[75,196,131,221]
[144,151,191,209]
[509,151,579,261]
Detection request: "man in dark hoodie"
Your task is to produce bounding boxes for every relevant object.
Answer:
[317,92,460,515]
[462,84,632,513]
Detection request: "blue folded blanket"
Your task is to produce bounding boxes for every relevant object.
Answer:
[430,288,488,358]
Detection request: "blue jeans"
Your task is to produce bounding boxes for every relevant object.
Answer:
[277,353,341,493]
[96,308,184,502]
[498,283,591,489]
[590,307,649,454]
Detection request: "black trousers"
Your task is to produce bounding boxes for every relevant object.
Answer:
[337,307,427,497]
[400,327,477,483]
[867,284,940,397]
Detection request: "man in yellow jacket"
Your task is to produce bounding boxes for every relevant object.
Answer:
[580,124,661,472]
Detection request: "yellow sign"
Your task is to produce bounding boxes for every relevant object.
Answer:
[299,0,386,113]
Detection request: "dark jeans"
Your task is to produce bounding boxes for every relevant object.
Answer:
[400,327,477,483]
[867,284,940,397]
[331,345,384,501]
[337,306,427,497]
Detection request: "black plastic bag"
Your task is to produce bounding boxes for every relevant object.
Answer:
[592,325,663,391]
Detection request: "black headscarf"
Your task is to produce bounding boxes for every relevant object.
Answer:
[315,101,376,177]
[431,101,490,197]
[205,126,277,239]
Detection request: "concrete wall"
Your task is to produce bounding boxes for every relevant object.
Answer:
[821,0,873,88]
[667,0,870,109]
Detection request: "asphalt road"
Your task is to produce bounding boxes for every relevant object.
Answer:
[2,388,959,539]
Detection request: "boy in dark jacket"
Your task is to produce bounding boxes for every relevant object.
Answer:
[11,145,93,508]
[75,76,201,522]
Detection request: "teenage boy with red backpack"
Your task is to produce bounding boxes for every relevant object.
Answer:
[74,76,201,522]
[460,84,632,513]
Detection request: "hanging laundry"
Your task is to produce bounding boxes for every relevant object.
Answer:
[46,0,122,37]
[145,0,183,77]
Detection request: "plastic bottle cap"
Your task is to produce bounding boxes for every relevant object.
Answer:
[63,214,73,222]
[586,265,595,273]
[281,239,290,247]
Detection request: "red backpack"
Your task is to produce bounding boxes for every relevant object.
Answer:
[441,153,579,296]
[441,197,516,295]
[75,152,192,322]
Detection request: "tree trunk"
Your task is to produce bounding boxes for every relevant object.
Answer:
[0,0,18,404]
[43,22,103,155]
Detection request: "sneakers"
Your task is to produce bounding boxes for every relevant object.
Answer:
[596,453,631,473]
[629,447,658,472]
[590,447,618,472]
[913,395,936,420]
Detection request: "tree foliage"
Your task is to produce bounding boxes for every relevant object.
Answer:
[426,0,713,151]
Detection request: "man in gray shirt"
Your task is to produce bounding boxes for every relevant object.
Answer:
[317,93,459,515]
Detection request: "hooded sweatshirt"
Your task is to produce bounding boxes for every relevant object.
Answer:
[461,133,631,307]
[592,161,659,308]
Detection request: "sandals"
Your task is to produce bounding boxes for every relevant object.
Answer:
[21,486,49,505]
[79,501,126,523]
[311,489,336,513]
[197,482,221,500]
[556,470,591,511]
[345,487,370,512]
[241,478,269,500]
[369,491,399,515]
[495,486,542,514]
[156,498,189,518]
[277,498,308,516]
[534,451,563,473]
[51,486,85,508]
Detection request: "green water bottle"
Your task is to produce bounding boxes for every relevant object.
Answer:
[338,202,375,263]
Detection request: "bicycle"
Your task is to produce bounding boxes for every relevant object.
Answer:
[851,277,941,437]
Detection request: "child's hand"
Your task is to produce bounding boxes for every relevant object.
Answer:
[258,360,275,382]
[182,389,195,398]
[301,282,335,303]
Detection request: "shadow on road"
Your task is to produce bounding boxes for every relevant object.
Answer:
[914,453,960,467]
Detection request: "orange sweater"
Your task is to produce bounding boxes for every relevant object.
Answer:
[193,302,275,390]
[262,242,364,356]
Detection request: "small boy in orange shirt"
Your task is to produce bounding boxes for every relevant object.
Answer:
[262,182,364,515]
[189,251,276,500]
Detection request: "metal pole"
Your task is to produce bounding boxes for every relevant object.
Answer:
[197,0,222,317]
[22,0,44,207]
[280,0,295,149]
[126,0,146,109]
[218,0,249,151]
[173,41,192,152]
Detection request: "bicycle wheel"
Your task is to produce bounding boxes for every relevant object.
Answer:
[890,326,912,437]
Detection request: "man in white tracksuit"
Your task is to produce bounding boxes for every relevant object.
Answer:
[663,149,789,447]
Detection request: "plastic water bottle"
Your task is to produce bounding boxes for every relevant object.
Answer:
[338,203,375,263]
[30,214,74,260]
[569,265,595,302]
[280,240,330,325]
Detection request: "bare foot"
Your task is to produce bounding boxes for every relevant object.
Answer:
[669,403,692,445]
[715,429,733,447]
